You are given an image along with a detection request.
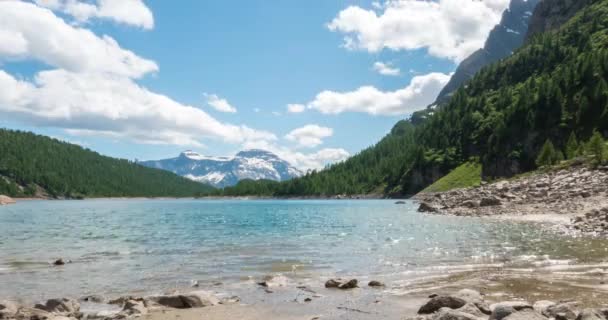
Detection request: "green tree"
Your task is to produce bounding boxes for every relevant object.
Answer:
[587,131,606,164]
[536,140,557,167]
[565,132,579,159]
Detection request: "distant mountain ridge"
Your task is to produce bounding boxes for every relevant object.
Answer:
[140,150,302,188]
[434,0,540,104]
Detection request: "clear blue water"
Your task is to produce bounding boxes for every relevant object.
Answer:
[0,199,605,302]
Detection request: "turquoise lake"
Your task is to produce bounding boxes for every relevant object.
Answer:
[1,199,606,302]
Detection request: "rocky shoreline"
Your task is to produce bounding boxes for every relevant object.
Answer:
[3,279,608,320]
[0,195,15,205]
[415,164,608,236]
[407,288,608,320]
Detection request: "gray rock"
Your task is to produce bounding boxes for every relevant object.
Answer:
[418,202,439,213]
[544,302,579,320]
[325,278,358,289]
[53,259,66,266]
[576,309,606,320]
[457,303,486,318]
[180,291,220,308]
[533,300,556,314]
[490,302,532,320]
[338,279,358,290]
[491,305,517,320]
[503,310,547,320]
[433,307,484,320]
[419,296,467,314]
[368,280,385,287]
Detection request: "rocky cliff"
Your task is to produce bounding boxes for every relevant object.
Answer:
[526,0,596,39]
[434,0,540,104]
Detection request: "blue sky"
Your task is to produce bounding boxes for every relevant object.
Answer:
[0,0,509,169]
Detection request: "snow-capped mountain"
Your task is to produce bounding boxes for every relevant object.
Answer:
[140,149,302,188]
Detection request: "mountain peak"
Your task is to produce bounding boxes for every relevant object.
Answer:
[141,149,301,188]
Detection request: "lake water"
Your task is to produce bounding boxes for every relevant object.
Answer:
[1,199,607,303]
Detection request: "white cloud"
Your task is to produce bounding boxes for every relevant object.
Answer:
[328,0,509,62]
[35,0,154,29]
[287,103,306,113]
[0,1,350,173]
[0,1,158,78]
[204,93,237,113]
[307,72,451,115]
[242,137,350,171]
[285,124,333,148]
[373,61,400,76]
[0,69,276,146]
[272,111,281,116]
[253,108,261,113]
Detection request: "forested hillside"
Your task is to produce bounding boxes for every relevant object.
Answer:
[220,0,608,197]
[0,129,214,198]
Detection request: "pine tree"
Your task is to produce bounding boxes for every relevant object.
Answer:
[536,140,557,167]
[587,131,606,164]
[565,132,579,159]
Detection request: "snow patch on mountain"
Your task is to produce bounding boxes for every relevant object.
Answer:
[140,149,302,188]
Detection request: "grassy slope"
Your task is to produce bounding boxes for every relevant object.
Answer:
[421,162,482,193]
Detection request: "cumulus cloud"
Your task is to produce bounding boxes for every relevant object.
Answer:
[328,0,509,62]
[307,72,451,115]
[0,1,158,78]
[285,124,333,148]
[204,93,237,113]
[0,69,275,146]
[0,1,351,172]
[243,136,350,171]
[35,0,154,29]
[373,61,400,76]
[287,103,306,113]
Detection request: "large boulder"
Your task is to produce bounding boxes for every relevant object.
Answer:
[418,296,467,314]
[0,195,15,205]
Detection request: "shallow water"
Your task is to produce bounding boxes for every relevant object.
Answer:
[1,199,607,302]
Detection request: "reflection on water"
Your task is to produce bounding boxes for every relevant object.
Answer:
[1,199,608,302]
